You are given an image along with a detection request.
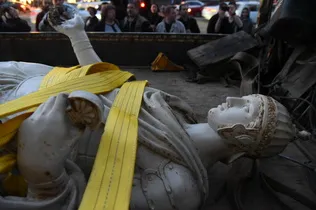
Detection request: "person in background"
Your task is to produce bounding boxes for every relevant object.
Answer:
[95,3,121,32]
[156,5,186,33]
[241,7,253,34]
[110,0,127,23]
[0,6,31,32]
[207,2,243,34]
[148,3,162,31]
[159,5,166,18]
[121,2,151,32]
[178,3,200,33]
[35,4,50,31]
[85,6,99,31]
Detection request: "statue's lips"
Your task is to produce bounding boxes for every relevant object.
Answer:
[209,103,228,117]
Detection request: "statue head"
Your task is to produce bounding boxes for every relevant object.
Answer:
[208,94,295,160]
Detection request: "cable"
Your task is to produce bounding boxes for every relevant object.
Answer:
[278,154,316,171]
[277,95,316,139]
[309,87,316,137]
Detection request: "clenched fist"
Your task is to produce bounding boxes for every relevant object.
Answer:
[17,94,82,187]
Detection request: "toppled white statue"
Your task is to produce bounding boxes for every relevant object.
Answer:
[0,13,297,210]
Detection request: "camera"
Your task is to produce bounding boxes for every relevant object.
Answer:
[220,4,229,12]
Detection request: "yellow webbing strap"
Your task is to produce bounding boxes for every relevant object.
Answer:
[79,80,147,210]
[40,62,120,89]
[0,70,133,131]
[0,154,16,174]
[0,62,133,196]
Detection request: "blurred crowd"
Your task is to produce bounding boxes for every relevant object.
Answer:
[207,1,253,34]
[0,0,31,32]
[35,0,201,33]
[1,0,254,34]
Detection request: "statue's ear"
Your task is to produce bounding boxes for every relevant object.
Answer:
[217,124,259,151]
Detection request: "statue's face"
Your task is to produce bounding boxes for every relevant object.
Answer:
[208,95,262,130]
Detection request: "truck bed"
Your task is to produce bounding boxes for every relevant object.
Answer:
[125,67,239,122]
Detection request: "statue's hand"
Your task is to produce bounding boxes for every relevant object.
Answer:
[17,94,82,186]
[50,14,85,38]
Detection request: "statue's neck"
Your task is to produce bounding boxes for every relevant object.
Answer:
[185,123,235,168]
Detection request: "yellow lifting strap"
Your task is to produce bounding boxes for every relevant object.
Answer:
[79,80,147,210]
[0,62,147,209]
[0,63,133,146]
[0,62,134,197]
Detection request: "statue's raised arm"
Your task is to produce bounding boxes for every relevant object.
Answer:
[0,6,102,104]
[48,7,102,66]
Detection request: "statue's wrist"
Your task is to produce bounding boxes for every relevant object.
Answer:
[69,32,93,52]
[69,30,88,43]
[27,169,70,199]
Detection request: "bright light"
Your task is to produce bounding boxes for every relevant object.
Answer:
[206,7,217,12]
[188,8,191,12]
[140,2,145,8]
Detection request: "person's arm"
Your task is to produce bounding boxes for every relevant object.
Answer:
[35,13,44,31]
[214,18,222,33]
[90,17,99,31]
[207,15,216,33]
[120,18,127,32]
[232,14,243,29]
[115,20,122,32]
[38,13,47,31]
[179,21,186,33]
[93,19,103,32]
[38,13,52,31]
[155,22,162,32]
[249,20,254,34]
[191,18,200,33]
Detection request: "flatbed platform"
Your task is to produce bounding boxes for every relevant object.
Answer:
[125,67,239,122]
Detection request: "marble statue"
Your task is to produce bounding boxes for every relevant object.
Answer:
[0,12,297,210]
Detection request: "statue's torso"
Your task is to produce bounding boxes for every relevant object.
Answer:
[75,92,203,210]
[0,63,204,210]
